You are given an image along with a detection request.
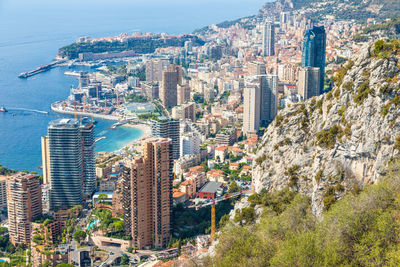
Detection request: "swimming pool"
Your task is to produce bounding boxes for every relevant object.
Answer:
[87,219,99,230]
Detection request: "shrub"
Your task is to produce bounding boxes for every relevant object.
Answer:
[337,105,346,117]
[354,80,372,104]
[275,115,284,127]
[255,154,266,165]
[395,136,400,150]
[316,99,323,114]
[316,125,343,149]
[334,88,341,99]
[381,95,400,117]
[326,91,333,100]
[372,39,400,58]
[234,207,256,225]
[327,103,333,113]
[285,165,300,187]
[310,98,316,107]
[323,195,336,211]
[335,183,345,192]
[381,105,390,117]
[344,127,352,137]
[333,60,354,86]
[343,81,354,91]
[380,84,392,95]
[283,137,291,145]
[300,120,308,130]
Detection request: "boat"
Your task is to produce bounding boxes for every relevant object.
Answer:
[18,72,28,78]
[0,106,7,112]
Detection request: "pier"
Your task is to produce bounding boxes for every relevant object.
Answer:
[110,120,129,129]
[18,60,65,78]
[64,71,81,77]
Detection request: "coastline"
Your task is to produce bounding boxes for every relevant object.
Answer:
[52,101,152,152]
[121,123,152,149]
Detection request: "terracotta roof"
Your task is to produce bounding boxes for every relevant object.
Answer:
[215,146,228,151]
[173,192,186,198]
[181,180,194,186]
[189,166,204,173]
[208,169,225,174]
[228,146,243,153]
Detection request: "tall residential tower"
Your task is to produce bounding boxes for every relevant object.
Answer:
[159,65,182,108]
[123,138,173,249]
[150,118,180,160]
[7,173,42,245]
[262,22,275,57]
[298,67,321,100]
[47,118,95,210]
[302,25,326,94]
[243,85,261,135]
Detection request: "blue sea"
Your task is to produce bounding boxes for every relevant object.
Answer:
[0,0,266,172]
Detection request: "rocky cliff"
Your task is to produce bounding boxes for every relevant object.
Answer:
[253,41,400,215]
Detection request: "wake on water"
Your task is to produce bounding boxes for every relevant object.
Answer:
[8,108,49,114]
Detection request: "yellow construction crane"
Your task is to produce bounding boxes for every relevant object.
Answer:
[211,200,216,242]
[195,191,242,244]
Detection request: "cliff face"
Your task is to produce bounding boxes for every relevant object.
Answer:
[253,42,400,215]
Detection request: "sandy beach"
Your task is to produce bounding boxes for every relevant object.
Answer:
[122,123,152,147]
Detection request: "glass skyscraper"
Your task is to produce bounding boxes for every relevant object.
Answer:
[47,118,95,210]
[80,118,96,197]
[262,21,275,57]
[150,118,180,160]
[301,25,326,94]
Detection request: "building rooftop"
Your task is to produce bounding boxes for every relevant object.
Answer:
[92,192,113,199]
[181,180,194,186]
[199,181,223,194]
[49,118,79,128]
[173,192,186,198]
[215,146,228,151]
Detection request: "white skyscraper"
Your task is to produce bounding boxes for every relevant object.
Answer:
[262,22,275,57]
[180,132,201,157]
[259,74,279,125]
[298,67,321,100]
[243,85,261,135]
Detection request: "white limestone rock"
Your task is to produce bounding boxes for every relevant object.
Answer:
[253,42,400,216]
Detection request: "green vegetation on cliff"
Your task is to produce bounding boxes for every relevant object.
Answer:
[205,158,400,267]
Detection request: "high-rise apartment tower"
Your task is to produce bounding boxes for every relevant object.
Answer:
[302,25,326,94]
[123,138,173,249]
[262,22,275,57]
[7,173,42,245]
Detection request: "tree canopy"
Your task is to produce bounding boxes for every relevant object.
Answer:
[73,230,87,243]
